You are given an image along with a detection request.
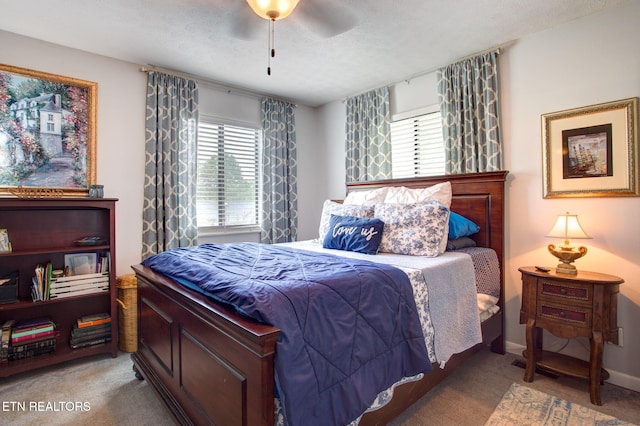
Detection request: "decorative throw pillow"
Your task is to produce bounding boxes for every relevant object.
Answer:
[343,187,389,205]
[318,200,375,241]
[375,200,450,257]
[322,215,385,255]
[383,181,452,208]
[448,212,480,239]
[446,237,477,251]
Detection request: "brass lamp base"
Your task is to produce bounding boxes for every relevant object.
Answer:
[548,244,587,275]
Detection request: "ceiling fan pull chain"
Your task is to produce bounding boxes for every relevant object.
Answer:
[267,18,276,75]
[267,19,276,75]
[271,18,276,58]
[267,22,271,75]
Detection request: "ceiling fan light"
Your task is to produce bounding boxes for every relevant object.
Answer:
[246,0,301,20]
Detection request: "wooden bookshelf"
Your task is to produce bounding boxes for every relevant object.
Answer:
[0,198,118,377]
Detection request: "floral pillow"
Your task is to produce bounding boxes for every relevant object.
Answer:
[375,200,450,257]
[318,200,375,241]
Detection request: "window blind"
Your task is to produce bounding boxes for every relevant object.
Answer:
[390,111,445,178]
[196,119,260,229]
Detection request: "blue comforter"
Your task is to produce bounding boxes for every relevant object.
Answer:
[142,243,431,426]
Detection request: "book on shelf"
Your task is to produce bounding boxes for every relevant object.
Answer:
[31,263,53,302]
[8,339,56,361]
[72,322,111,336]
[11,329,55,344]
[10,323,55,338]
[1,319,16,363]
[77,312,111,329]
[70,337,110,349]
[70,329,111,344]
[1,317,59,361]
[9,337,56,353]
[9,317,56,344]
[12,317,54,331]
[70,315,111,349]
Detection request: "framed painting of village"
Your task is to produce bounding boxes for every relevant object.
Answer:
[0,64,97,197]
[542,97,638,198]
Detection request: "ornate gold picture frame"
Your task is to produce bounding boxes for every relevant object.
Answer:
[542,97,638,198]
[0,64,97,197]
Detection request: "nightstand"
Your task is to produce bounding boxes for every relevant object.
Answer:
[518,266,623,405]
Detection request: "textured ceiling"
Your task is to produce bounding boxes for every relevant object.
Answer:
[0,0,627,106]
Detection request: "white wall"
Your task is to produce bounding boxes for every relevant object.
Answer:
[320,1,640,390]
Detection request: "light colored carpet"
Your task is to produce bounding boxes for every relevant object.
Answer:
[1,350,638,425]
[485,383,635,425]
[0,353,177,426]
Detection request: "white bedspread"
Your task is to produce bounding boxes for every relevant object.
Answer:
[282,240,482,365]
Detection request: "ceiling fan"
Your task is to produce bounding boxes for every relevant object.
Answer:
[229,0,358,74]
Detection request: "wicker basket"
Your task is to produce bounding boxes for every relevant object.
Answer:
[116,274,138,352]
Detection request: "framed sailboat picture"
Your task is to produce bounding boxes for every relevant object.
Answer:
[542,98,638,198]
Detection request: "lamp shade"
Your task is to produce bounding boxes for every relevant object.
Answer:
[246,0,301,20]
[546,212,591,241]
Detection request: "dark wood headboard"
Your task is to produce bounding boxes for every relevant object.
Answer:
[346,171,508,262]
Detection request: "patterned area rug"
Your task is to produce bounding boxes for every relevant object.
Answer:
[485,383,636,425]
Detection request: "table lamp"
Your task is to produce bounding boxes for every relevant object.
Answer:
[546,212,591,274]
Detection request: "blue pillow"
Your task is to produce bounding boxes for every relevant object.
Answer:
[448,212,480,239]
[322,215,384,255]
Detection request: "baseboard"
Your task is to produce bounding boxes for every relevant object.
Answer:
[505,341,640,393]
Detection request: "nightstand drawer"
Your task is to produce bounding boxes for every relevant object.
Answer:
[537,301,591,328]
[539,280,591,303]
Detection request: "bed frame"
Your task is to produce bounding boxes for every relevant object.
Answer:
[131,170,508,426]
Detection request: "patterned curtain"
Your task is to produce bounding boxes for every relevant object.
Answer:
[437,50,503,173]
[260,97,298,244]
[141,72,199,259]
[345,87,392,181]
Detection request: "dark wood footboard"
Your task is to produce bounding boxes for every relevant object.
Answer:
[131,264,280,426]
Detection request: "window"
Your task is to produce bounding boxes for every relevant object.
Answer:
[196,117,260,231]
[390,107,445,178]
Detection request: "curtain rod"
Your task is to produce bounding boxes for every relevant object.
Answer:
[341,43,509,102]
[139,64,298,107]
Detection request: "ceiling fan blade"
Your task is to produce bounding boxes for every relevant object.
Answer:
[295,0,358,38]
[227,1,263,40]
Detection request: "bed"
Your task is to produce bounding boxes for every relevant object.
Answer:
[130,170,508,425]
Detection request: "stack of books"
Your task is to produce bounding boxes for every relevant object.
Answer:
[70,313,112,349]
[1,317,57,362]
[49,272,110,300]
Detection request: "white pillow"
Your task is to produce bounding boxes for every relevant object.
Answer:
[318,200,375,241]
[383,181,452,208]
[343,187,389,205]
[375,201,450,257]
